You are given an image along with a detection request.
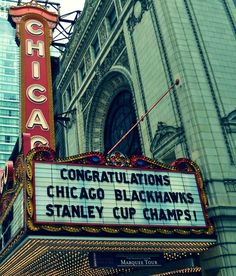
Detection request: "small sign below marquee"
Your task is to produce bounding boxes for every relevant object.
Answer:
[33,162,207,228]
[89,252,164,268]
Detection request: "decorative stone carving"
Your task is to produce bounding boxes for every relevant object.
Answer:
[116,49,130,71]
[150,122,183,156]
[120,0,128,8]
[85,49,92,72]
[85,72,130,151]
[127,0,149,33]
[66,108,77,129]
[224,180,236,193]
[99,20,107,47]
[56,0,101,88]
[80,32,126,108]
[222,109,236,133]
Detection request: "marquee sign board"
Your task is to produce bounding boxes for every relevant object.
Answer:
[33,162,207,228]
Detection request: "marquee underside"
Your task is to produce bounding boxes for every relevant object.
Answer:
[0,236,215,275]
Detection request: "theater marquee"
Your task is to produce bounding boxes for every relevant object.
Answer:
[9,4,57,150]
[33,162,207,228]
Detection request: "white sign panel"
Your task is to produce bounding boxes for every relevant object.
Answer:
[33,162,207,228]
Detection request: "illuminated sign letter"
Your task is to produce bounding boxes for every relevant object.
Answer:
[32,61,40,79]
[31,136,49,148]
[27,84,46,103]
[27,109,49,130]
[26,19,44,35]
[26,39,44,57]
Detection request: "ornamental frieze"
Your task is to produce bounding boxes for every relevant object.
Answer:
[80,32,126,108]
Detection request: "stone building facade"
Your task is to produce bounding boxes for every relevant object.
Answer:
[54,0,236,275]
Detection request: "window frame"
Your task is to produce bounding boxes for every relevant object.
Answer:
[92,35,100,58]
[107,4,117,31]
[79,61,86,81]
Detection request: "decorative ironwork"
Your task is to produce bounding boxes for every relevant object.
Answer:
[107,152,130,167]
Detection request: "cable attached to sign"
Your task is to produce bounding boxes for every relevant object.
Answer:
[107,79,180,155]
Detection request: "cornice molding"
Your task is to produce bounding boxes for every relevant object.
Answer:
[55,0,103,90]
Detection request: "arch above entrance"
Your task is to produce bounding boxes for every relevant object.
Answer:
[84,70,141,154]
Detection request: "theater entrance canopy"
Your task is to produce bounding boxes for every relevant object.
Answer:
[0,149,215,275]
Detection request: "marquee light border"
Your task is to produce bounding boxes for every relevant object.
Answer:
[21,147,214,236]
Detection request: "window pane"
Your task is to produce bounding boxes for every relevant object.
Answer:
[104,91,142,156]
[108,5,117,30]
[93,35,100,58]
[80,62,86,80]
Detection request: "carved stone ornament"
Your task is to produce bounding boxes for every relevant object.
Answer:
[150,122,183,156]
[116,49,130,71]
[221,109,236,133]
[80,32,126,109]
[85,73,130,152]
[127,0,150,33]
[99,20,107,47]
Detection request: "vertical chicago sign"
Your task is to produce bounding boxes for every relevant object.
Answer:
[9,3,58,150]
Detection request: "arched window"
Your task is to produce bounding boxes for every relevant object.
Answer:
[104,91,142,156]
